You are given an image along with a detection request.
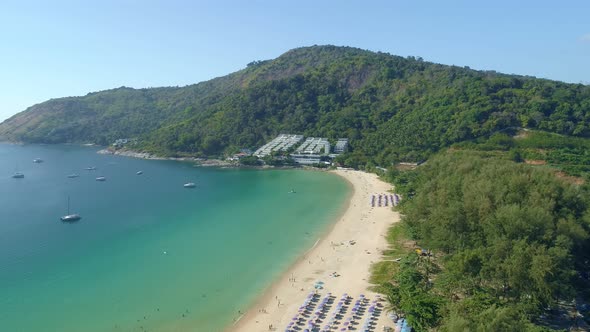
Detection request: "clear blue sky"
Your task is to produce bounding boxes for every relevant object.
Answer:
[1,0,588,121]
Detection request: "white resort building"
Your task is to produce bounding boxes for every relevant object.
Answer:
[253,134,348,165]
[254,134,304,157]
[334,138,349,154]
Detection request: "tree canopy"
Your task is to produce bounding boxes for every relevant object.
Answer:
[1,45,589,164]
[382,151,590,331]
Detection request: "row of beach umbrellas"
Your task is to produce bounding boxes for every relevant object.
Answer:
[286,291,384,332]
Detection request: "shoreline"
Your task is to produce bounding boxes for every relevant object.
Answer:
[226,171,355,330]
[4,142,398,330]
[97,148,294,169]
[230,169,400,331]
[97,147,336,171]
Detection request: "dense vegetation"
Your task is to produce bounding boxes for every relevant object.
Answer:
[381,151,590,331]
[3,44,590,330]
[454,130,590,178]
[1,46,589,166]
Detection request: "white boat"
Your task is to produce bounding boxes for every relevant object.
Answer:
[96,176,106,181]
[12,172,24,179]
[33,158,43,163]
[183,182,196,188]
[61,214,81,222]
[60,196,81,222]
[85,166,97,171]
[136,171,143,175]
[67,173,79,178]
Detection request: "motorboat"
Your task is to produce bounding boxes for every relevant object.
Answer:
[183,182,196,188]
[33,158,43,163]
[96,176,106,181]
[67,173,80,178]
[12,172,24,179]
[85,166,97,171]
[136,171,143,175]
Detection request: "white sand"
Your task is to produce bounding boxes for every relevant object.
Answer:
[231,169,400,332]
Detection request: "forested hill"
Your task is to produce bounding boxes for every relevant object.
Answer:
[1,45,589,165]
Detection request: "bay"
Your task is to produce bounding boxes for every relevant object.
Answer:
[0,143,350,331]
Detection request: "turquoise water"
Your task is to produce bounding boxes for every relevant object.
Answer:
[0,144,350,332]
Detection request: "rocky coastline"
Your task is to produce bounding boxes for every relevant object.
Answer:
[97,148,233,167]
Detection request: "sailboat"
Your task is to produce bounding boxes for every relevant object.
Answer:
[60,196,81,222]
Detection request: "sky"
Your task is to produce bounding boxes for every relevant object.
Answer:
[0,0,589,121]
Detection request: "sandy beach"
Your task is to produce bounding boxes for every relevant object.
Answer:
[231,169,400,332]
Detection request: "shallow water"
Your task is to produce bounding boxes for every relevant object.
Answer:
[0,144,350,331]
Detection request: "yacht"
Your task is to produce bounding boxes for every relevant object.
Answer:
[12,172,24,179]
[33,158,43,163]
[60,196,81,222]
[96,176,106,181]
[183,182,196,188]
[61,214,81,222]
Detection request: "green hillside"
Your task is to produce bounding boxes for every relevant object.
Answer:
[3,45,590,330]
[1,45,589,166]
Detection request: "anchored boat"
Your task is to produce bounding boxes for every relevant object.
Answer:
[60,196,81,222]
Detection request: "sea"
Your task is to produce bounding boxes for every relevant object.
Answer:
[0,143,350,332]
